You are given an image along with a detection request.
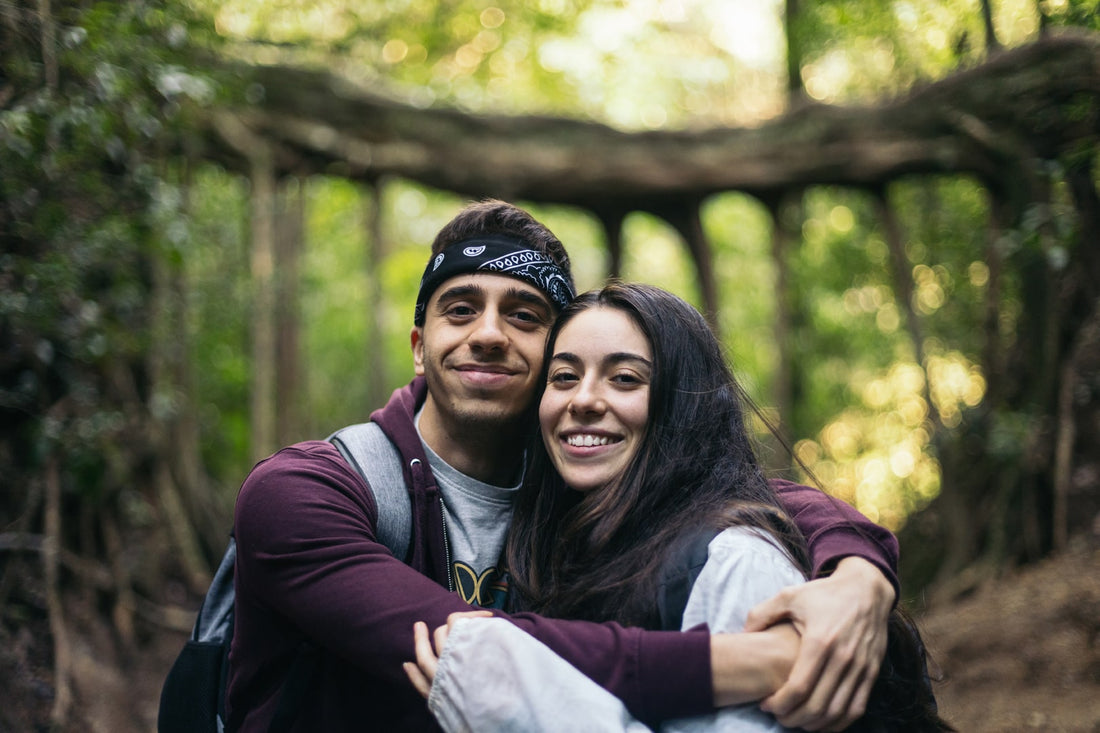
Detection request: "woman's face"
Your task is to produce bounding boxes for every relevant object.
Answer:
[539,306,652,493]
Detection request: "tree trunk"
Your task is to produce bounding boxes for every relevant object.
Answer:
[660,202,719,328]
[249,148,278,464]
[784,0,805,103]
[275,177,304,446]
[766,194,796,456]
[363,180,389,411]
[596,208,625,280]
[980,0,1001,52]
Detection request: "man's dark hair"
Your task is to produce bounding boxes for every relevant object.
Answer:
[431,199,574,286]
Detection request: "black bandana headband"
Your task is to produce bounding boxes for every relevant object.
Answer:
[413,234,575,325]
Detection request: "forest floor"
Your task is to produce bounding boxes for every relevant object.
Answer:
[2,538,1100,732]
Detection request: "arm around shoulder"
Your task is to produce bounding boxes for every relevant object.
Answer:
[770,478,898,596]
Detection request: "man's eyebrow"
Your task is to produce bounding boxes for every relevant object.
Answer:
[434,283,483,303]
[506,287,553,311]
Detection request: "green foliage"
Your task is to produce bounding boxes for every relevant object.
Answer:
[183,167,252,478]
[0,1,217,511]
[1043,0,1100,30]
[6,0,1095,546]
[187,0,586,115]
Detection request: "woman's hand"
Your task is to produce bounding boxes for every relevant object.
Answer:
[403,610,493,699]
[710,622,801,707]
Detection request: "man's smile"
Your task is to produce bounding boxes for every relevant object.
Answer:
[453,362,521,387]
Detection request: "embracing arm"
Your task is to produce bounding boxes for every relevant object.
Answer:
[232,442,713,724]
[407,528,808,733]
[760,479,898,731]
[771,478,898,592]
[407,613,798,733]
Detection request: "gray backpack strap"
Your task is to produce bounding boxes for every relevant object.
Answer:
[327,422,412,562]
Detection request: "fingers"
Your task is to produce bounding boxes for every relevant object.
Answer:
[445,609,493,631]
[760,634,829,722]
[409,615,492,698]
[819,640,880,731]
[743,589,792,633]
[836,667,876,729]
[433,620,451,656]
[403,662,431,699]
[412,621,439,682]
[765,632,879,731]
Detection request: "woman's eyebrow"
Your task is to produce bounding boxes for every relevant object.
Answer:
[604,352,652,368]
[549,351,651,367]
[549,352,581,365]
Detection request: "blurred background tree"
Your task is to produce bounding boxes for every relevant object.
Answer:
[1,0,1098,728]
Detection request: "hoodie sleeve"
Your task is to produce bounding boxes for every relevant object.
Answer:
[233,442,713,725]
[770,479,899,598]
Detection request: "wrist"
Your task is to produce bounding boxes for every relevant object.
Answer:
[710,628,797,707]
[835,556,896,612]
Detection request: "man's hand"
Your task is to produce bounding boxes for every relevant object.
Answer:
[743,556,895,731]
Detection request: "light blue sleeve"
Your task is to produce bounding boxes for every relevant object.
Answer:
[661,527,806,733]
[428,617,654,733]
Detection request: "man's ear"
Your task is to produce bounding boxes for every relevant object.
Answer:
[411,326,425,376]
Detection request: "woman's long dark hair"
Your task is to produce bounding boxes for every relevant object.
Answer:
[506,281,953,732]
[506,282,807,627]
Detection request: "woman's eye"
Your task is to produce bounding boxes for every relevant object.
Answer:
[549,371,578,384]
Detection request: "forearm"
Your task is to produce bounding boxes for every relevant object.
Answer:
[830,555,897,612]
[772,479,900,596]
[710,624,799,707]
[506,613,714,723]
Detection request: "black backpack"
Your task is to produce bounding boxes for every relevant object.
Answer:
[655,527,720,631]
[157,423,410,733]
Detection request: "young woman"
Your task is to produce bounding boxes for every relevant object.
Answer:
[406,282,951,732]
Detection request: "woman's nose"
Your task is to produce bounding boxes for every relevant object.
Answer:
[568,378,605,415]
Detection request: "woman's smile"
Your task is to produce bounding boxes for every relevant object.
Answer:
[539,307,652,493]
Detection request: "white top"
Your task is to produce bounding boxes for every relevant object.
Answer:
[426,526,807,733]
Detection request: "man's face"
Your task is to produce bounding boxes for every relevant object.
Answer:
[412,273,555,433]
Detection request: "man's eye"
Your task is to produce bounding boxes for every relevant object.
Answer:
[511,310,547,326]
[446,305,476,317]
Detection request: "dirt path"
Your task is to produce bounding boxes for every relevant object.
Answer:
[920,540,1100,732]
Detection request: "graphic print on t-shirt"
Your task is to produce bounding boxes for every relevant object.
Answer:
[453,561,509,608]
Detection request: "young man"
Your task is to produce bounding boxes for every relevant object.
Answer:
[227,200,898,732]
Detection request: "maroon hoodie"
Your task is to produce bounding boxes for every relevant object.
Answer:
[227,377,898,732]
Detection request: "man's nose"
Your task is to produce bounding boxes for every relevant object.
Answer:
[469,310,508,350]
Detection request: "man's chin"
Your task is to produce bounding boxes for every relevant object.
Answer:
[452,403,528,431]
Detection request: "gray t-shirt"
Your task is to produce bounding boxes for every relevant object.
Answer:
[417,413,520,609]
